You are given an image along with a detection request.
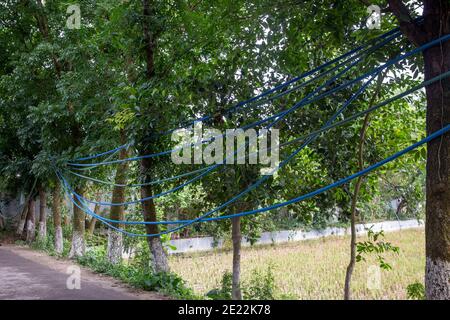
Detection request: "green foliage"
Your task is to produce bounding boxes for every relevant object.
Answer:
[406,282,425,300]
[243,265,276,300]
[207,266,276,300]
[62,238,72,257]
[356,228,400,270]
[206,271,233,300]
[30,235,55,253]
[142,271,194,299]
[0,0,429,242]
[14,240,26,246]
[86,233,107,247]
[77,246,197,299]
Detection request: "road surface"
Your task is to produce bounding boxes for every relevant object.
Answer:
[0,245,167,300]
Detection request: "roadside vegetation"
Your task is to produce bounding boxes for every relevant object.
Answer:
[0,0,448,300]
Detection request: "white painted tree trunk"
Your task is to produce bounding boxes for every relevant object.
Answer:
[231,217,242,300]
[69,231,85,258]
[26,221,35,243]
[38,222,46,241]
[16,219,26,235]
[107,229,123,265]
[38,189,46,241]
[54,225,63,254]
[16,190,32,235]
[51,183,63,254]
[149,237,169,273]
[25,199,35,243]
[426,257,450,300]
[69,186,85,258]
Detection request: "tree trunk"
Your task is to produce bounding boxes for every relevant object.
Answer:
[389,0,450,300]
[16,182,37,235]
[344,205,357,299]
[69,186,85,258]
[87,192,104,235]
[25,198,35,243]
[87,204,100,235]
[231,216,243,300]
[16,201,29,236]
[344,74,384,299]
[139,0,169,273]
[344,171,364,300]
[87,217,96,235]
[108,132,129,265]
[140,157,170,273]
[423,8,450,299]
[38,188,47,241]
[52,182,63,254]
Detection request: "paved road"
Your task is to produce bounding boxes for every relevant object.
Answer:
[0,246,165,300]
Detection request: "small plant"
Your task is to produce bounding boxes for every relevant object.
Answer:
[160,233,177,251]
[14,239,26,246]
[143,271,195,299]
[356,228,400,270]
[243,265,276,300]
[85,233,107,247]
[206,271,232,300]
[406,282,425,300]
[31,235,55,254]
[207,266,277,300]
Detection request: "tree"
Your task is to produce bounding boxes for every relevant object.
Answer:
[387,0,450,300]
[0,0,446,300]
[107,134,129,264]
[51,181,63,254]
[26,0,124,258]
[25,197,36,243]
[344,73,385,300]
[138,0,170,272]
[38,187,47,241]
[14,0,89,257]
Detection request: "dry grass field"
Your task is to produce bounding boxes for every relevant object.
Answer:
[169,228,425,299]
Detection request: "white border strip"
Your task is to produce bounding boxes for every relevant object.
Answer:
[167,219,423,254]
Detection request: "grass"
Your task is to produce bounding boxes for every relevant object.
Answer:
[169,228,425,299]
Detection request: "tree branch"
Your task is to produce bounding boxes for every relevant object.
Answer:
[33,0,62,77]
[387,0,427,46]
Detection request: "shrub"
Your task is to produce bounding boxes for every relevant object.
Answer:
[206,271,232,300]
[77,247,196,299]
[243,265,276,300]
[142,271,195,299]
[406,282,425,300]
[208,266,277,300]
[30,235,55,253]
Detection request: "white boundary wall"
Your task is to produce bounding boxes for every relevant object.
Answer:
[167,219,423,254]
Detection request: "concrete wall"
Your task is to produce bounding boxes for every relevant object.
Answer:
[0,192,56,221]
[167,219,423,254]
[0,193,24,218]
